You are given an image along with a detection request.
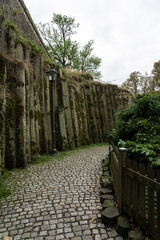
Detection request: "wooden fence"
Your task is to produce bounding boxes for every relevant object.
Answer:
[109,137,160,240]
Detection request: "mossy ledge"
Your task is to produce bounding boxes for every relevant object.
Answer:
[5,19,45,55]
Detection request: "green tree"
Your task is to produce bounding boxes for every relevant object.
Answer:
[121,71,142,95]
[152,60,160,91]
[38,13,79,67]
[77,40,102,79]
[121,71,154,95]
[38,13,102,79]
[74,40,101,79]
[139,72,153,94]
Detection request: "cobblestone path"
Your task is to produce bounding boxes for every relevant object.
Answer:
[0,146,122,240]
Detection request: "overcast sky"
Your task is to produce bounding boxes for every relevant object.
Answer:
[24,0,160,85]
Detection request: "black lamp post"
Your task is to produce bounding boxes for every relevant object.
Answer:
[46,64,59,155]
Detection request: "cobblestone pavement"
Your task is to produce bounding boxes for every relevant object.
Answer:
[0,146,123,240]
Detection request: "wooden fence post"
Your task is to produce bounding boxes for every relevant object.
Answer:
[119,147,128,214]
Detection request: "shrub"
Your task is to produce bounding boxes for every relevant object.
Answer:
[111,93,160,165]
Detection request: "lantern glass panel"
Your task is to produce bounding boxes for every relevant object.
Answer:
[49,75,52,81]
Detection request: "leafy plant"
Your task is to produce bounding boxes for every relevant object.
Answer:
[111,93,160,165]
[0,171,12,199]
[38,13,102,79]
[118,140,157,163]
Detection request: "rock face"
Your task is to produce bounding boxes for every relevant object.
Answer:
[0,1,52,173]
[0,0,132,174]
[0,0,48,54]
[55,76,132,151]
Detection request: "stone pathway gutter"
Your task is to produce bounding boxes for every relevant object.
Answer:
[0,146,123,240]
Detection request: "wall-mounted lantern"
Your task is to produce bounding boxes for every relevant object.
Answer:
[46,64,59,155]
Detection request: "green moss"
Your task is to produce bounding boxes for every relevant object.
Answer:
[13,8,21,17]
[31,154,52,164]
[5,19,45,56]
[44,56,53,65]
[0,171,11,199]
[5,19,18,31]
[62,68,93,82]
[17,34,44,55]
[0,9,5,20]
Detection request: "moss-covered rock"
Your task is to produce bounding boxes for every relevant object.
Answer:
[117,216,131,238]
[102,199,115,209]
[128,230,144,240]
[101,206,120,226]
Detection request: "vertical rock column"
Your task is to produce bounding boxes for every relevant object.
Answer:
[40,56,51,154]
[25,49,31,163]
[15,44,27,168]
[88,85,99,143]
[37,56,44,153]
[105,86,113,131]
[44,70,52,153]
[70,87,79,147]
[57,78,68,150]
[74,90,83,145]
[94,85,103,142]
[4,28,17,169]
[34,56,40,154]
[0,56,6,175]
[84,87,92,144]
[61,79,74,149]
[81,87,90,145]
[29,55,40,157]
[5,62,16,169]
[100,86,110,137]
[29,59,36,156]
[0,16,5,52]
[7,28,16,56]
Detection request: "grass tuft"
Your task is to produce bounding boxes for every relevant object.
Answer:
[0,171,12,199]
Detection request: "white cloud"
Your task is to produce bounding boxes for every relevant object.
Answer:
[24,0,160,85]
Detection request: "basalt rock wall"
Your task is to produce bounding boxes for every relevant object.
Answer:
[0,2,132,175]
[0,0,48,55]
[0,14,52,173]
[54,74,132,151]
